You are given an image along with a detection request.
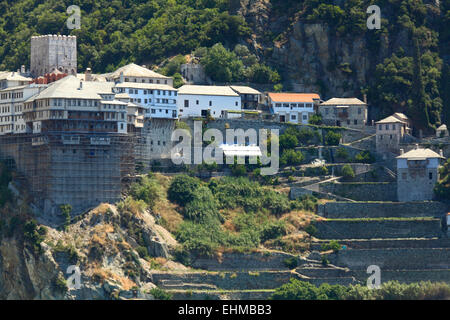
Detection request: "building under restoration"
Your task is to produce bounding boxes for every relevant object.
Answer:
[0,75,135,219]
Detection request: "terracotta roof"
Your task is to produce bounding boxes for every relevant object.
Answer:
[321,97,365,105]
[396,148,444,159]
[268,93,320,103]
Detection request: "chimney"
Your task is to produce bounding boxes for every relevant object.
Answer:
[85,68,92,82]
[440,149,444,157]
[363,94,367,104]
[400,149,404,155]
[120,71,124,83]
[21,65,26,74]
[415,144,419,150]
[78,81,83,90]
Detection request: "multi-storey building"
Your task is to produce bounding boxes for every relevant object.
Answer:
[0,84,47,135]
[267,93,320,124]
[319,97,367,129]
[23,76,127,134]
[177,85,241,119]
[230,86,261,110]
[114,82,178,119]
[376,113,411,154]
[14,75,134,215]
[0,71,32,89]
[396,146,444,201]
[103,63,173,87]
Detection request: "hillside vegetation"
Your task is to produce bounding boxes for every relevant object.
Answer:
[0,0,448,130]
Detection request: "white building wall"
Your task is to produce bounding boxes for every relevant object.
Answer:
[117,86,178,119]
[270,102,314,124]
[178,94,241,119]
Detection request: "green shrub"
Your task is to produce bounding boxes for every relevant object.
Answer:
[136,246,149,259]
[130,175,162,209]
[260,221,287,242]
[354,150,375,163]
[150,287,173,300]
[271,279,347,300]
[321,240,341,253]
[168,175,201,206]
[336,148,349,160]
[305,224,317,236]
[283,257,298,269]
[324,131,342,146]
[60,204,72,230]
[183,186,221,223]
[279,133,298,150]
[280,149,304,166]
[231,164,247,176]
[341,164,355,181]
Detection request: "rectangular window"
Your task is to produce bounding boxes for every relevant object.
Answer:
[429,172,433,180]
[184,100,189,108]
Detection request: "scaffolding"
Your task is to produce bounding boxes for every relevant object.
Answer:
[0,131,136,215]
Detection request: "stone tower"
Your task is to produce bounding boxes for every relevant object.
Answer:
[396,146,444,202]
[30,35,77,78]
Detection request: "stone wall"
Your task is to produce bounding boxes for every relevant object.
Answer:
[314,219,442,239]
[138,118,176,166]
[190,251,296,271]
[318,201,448,219]
[328,248,450,270]
[319,182,397,201]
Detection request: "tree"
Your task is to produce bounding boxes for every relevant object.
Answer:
[434,159,450,200]
[280,149,304,166]
[130,175,162,209]
[279,133,298,150]
[168,175,201,206]
[201,43,242,82]
[410,36,430,133]
[341,164,355,181]
[324,131,341,146]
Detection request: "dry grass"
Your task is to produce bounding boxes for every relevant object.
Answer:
[281,210,316,232]
[151,174,183,233]
[91,203,111,215]
[90,267,136,290]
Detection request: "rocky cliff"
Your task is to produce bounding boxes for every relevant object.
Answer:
[0,203,184,300]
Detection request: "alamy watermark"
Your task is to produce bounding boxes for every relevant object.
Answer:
[367,5,381,30]
[171,121,279,175]
[67,5,81,30]
[66,265,81,290]
[367,265,381,289]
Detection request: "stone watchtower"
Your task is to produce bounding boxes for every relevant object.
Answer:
[30,35,77,78]
[396,146,444,202]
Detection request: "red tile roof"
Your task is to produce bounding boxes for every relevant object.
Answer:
[268,92,320,103]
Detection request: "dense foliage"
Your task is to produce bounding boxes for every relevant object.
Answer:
[434,158,450,200]
[168,175,305,259]
[271,279,450,300]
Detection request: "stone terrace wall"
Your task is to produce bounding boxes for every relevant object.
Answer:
[314,219,442,239]
[319,182,397,201]
[318,201,448,219]
[190,251,295,271]
[328,248,450,270]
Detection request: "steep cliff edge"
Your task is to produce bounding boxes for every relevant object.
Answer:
[0,203,184,300]
[237,0,446,124]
